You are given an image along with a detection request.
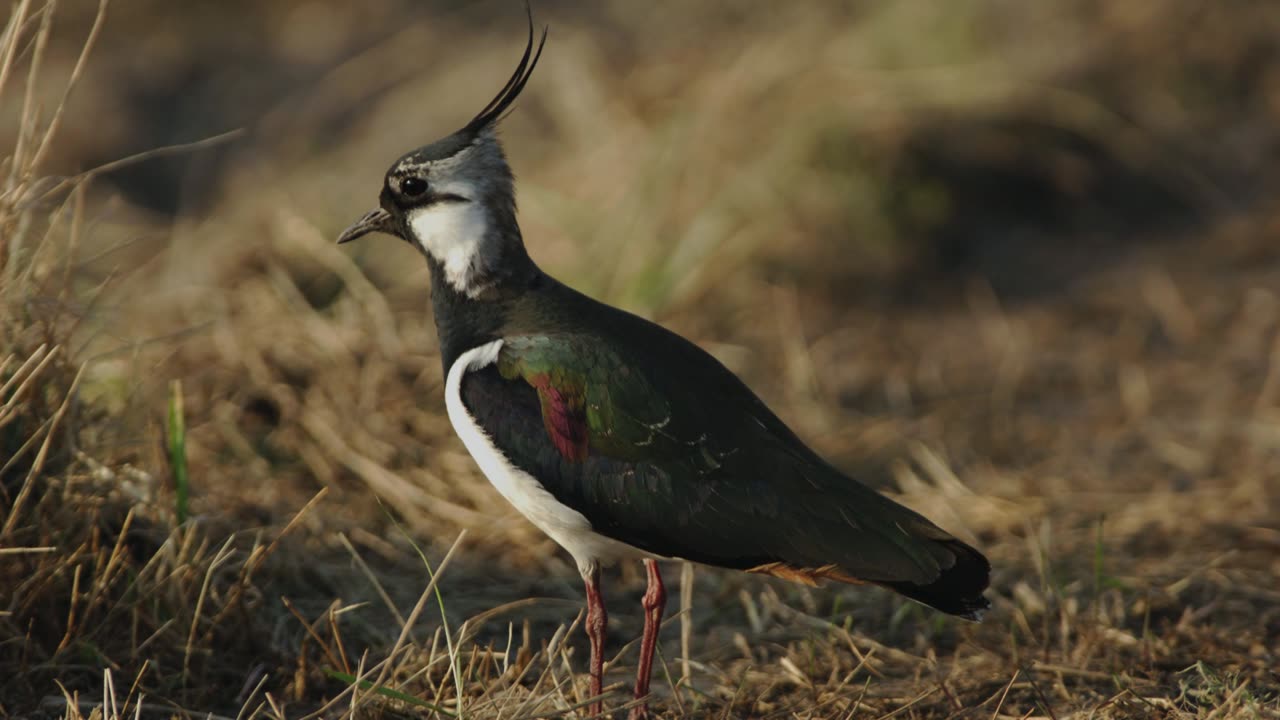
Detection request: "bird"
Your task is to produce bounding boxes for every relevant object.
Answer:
[337,9,989,719]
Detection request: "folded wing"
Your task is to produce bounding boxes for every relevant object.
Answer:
[460,333,989,618]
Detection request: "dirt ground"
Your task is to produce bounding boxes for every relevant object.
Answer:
[2,2,1278,718]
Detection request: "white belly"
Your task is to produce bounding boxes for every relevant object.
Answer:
[444,340,654,576]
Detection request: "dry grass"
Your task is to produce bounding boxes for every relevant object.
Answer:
[3,1,1279,718]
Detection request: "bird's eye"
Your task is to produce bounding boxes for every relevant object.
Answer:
[400,176,429,197]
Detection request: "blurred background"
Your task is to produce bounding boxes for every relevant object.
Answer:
[3,1,1279,717]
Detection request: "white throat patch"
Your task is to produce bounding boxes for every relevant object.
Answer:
[408,196,491,297]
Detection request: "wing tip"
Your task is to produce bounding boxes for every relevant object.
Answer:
[884,538,992,620]
[947,594,992,623]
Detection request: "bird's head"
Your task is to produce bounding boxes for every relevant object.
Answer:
[338,10,546,298]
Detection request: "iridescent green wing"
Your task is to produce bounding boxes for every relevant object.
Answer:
[495,334,704,465]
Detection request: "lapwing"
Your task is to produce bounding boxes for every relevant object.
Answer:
[337,11,990,718]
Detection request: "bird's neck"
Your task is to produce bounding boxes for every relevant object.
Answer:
[426,219,541,373]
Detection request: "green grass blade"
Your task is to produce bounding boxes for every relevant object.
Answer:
[379,498,467,720]
[166,379,189,525]
[324,669,456,716]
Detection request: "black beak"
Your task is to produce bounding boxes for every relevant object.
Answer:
[337,208,395,244]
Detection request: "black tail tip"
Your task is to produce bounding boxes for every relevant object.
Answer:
[886,539,991,621]
[948,594,991,622]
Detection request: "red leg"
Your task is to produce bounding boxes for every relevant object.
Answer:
[583,565,608,716]
[630,559,666,720]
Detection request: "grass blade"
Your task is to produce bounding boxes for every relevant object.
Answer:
[166,379,189,525]
[324,669,456,716]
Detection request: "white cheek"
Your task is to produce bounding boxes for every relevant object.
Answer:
[408,201,490,294]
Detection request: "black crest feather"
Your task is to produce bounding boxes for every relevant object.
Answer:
[464,4,548,136]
